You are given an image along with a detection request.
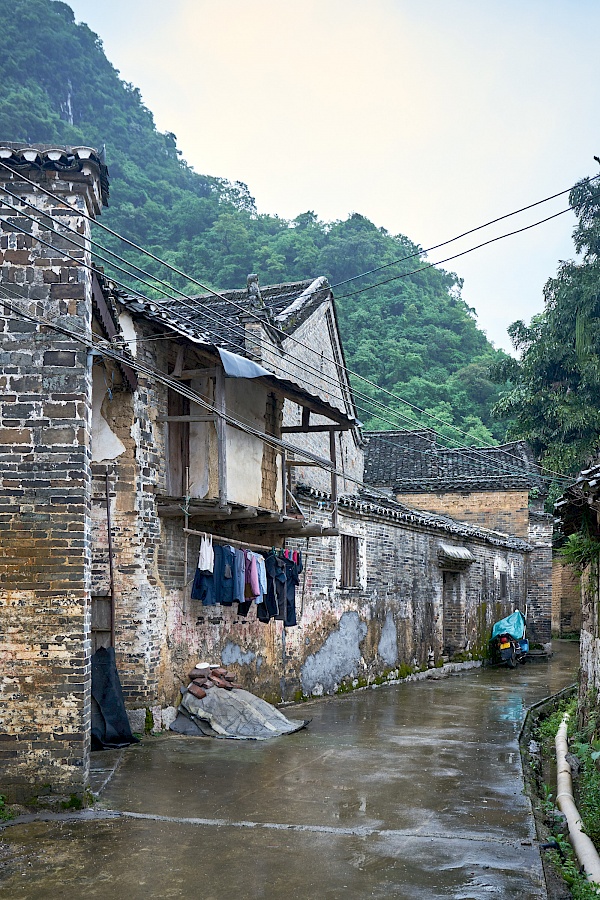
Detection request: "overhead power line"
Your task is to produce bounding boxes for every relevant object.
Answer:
[0,160,570,461]
[0,193,567,483]
[0,162,574,478]
[0,274,568,488]
[1,289,562,518]
[329,173,600,290]
[0,291,427,497]
[0,202,569,484]
[333,207,572,300]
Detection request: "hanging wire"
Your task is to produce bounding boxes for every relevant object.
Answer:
[0,287,568,505]
[0,159,583,474]
[0,206,569,487]
[0,184,572,482]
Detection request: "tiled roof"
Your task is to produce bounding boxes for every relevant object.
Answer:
[363,430,544,494]
[113,274,357,425]
[296,484,533,551]
[0,142,109,207]
[554,459,600,534]
[116,277,329,351]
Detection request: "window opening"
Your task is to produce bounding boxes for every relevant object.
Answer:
[500,571,508,600]
[166,387,190,496]
[341,534,359,588]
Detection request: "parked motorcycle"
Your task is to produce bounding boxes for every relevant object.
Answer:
[490,609,528,668]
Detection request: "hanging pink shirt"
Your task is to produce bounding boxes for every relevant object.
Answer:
[244,550,260,599]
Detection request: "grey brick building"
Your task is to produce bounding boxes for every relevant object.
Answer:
[0,143,547,802]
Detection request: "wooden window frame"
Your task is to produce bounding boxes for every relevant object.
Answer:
[166,387,190,497]
[340,534,359,589]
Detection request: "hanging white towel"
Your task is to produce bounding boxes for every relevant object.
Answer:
[198,534,214,572]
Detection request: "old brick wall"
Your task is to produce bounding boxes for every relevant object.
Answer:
[134,491,530,706]
[85,297,534,713]
[578,559,600,725]
[0,170,96,801]
[526,512,553,645]
[394,489,530,539]
[551,557,581,636]
[283,496,528,697]
[90,330,171,710]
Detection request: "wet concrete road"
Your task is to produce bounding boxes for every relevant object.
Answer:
[0,642,579,899]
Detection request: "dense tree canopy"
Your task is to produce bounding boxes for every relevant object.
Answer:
[0,0,510,441]
[493,176,600,478]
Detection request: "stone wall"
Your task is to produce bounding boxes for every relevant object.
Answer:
[286,497,528,697]
[88,317,533,712]
[90,330,170,711]
[394,489,530,539]
[578,560,600,727]
[526,513,553,645]
[110,492,530,707]
[0,169,96,801]
[551,557,581,636]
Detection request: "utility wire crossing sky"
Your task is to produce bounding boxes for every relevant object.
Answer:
[0,160,573,479]
[64,0,600,353]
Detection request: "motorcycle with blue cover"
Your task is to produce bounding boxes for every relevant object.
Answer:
[489,609,529,668]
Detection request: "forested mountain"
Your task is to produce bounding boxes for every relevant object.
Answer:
[0,0,509,441]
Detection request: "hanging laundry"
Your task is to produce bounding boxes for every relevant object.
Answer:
[233,548,246,603]
[197,533,214,573]
[244,550,260,601]
[191,534,216,606]
[191,537,301,626]
[191,566,215,605]
[256,549,302,627]
[282,552,302,627]
[255,553,267,604]
[209,544,234,606]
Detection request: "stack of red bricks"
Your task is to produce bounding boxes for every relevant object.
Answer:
[186,664,243,700]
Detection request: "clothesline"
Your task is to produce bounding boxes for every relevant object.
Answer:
[183,527,282,554]
[190,529,304,627]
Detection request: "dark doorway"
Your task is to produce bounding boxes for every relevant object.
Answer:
[443,570,465,657]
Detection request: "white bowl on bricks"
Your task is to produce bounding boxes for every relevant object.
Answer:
[21,148,41,162]
[71,146,96,160]
[45,149,67,162]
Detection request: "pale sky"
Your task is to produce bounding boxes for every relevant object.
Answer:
[65,0,599,352]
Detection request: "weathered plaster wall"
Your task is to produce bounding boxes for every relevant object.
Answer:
[394,489,530,539]
[0,172,95,801]
[278,299,363,496]
[91,365,126,462]
[90,336,169,710]
[125,495,530,707]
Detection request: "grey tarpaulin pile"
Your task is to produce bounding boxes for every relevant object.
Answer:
[170,687,309,740]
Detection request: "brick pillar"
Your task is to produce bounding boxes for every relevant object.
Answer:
[526,512,553,646]
[0,146,105,801]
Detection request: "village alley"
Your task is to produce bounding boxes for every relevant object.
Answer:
[0,642,579,900]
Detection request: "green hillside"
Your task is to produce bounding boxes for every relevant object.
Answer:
[0,0,509,442]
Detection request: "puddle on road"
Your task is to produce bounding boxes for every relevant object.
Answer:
[0,641,579,899]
